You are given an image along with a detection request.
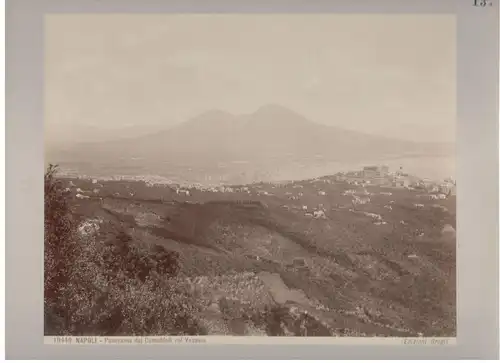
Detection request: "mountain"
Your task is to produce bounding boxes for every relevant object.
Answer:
[47,104,454,182]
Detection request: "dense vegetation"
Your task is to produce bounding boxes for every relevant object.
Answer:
[44,165,204,336]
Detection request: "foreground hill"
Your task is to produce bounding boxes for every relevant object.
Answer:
[48,105,454,184]
[56,173,456,337]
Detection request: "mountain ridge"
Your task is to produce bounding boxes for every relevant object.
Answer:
[47,105,455,184]
[61,104,453,150]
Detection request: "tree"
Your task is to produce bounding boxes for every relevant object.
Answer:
[44,164,78,332]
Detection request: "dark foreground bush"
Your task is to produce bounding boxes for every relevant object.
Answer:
[44,165,204,336]
[44,164,78,331]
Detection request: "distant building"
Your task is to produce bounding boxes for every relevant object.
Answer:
[439,183,456,196]
[444,177,456,185]
[371,177,387,186]
[421,178,435,188]
[391,173,420,188]
[392,178,410,188]
[362,165,389,179]
[345,171,361,178]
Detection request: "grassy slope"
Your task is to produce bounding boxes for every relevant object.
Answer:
[64,175,456,337]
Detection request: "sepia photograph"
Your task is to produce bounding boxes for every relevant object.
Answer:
[43,14,457,338]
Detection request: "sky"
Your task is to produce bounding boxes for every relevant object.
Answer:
[45,14,456,145]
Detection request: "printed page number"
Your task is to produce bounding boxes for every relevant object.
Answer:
[473,0,493,6]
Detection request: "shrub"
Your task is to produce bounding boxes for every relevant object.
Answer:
[44,164,78,333]
[44,165,203,336]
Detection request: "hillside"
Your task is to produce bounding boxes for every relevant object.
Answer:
[52,173,456,337]
[48,105,454,184]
